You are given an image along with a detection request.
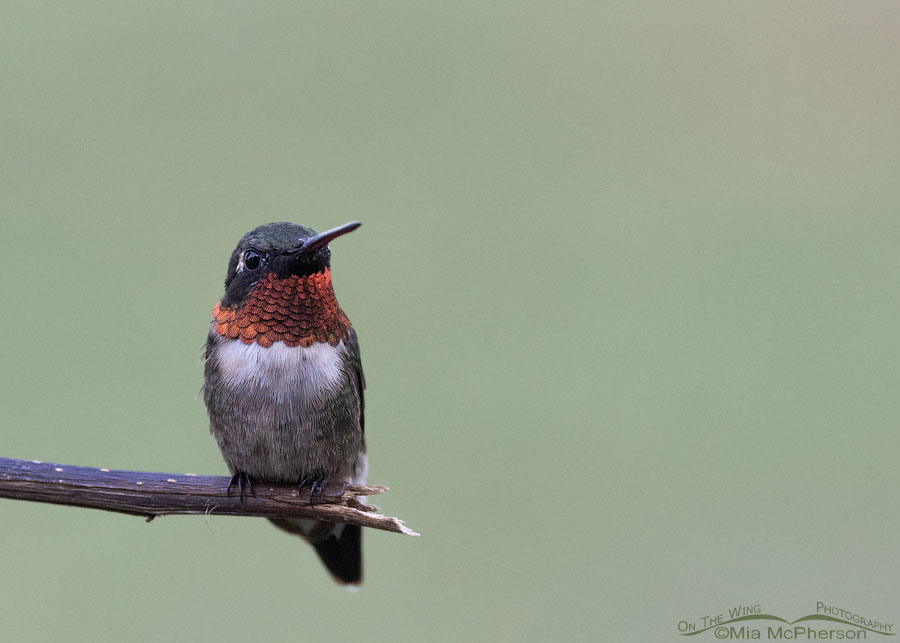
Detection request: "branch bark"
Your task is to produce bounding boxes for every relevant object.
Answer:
[0,457,418,536]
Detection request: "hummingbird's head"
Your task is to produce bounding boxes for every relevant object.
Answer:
[221,221,360,307]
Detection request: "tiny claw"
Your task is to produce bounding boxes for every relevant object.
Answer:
[314,476,329,505]
[227,472,254,503]
[298,473,329,506]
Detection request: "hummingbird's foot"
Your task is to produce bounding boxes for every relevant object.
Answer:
[298,474,330,506]
[226,471,254,503]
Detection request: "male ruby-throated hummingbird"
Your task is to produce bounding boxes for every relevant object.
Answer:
[203,221,366,585]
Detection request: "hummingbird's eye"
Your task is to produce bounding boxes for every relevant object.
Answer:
[243,250,262,271]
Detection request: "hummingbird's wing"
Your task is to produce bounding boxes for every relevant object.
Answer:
[345,327,365,437]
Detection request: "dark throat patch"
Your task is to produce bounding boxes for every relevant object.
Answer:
[213,270,351,347]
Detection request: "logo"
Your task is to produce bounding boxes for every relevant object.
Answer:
[677,603,894,639]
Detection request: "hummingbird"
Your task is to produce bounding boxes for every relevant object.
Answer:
[203,221,366,585]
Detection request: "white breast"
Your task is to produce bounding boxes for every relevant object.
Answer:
[214,338,346,402]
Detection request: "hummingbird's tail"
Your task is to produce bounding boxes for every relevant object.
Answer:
[269,518,363,585]
[312,523,362,584]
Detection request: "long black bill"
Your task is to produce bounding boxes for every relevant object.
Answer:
[294,221,361,254]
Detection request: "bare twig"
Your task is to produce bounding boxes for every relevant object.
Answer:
[0,457,418,536]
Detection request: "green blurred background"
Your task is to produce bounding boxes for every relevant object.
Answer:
[2,2,899,641]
